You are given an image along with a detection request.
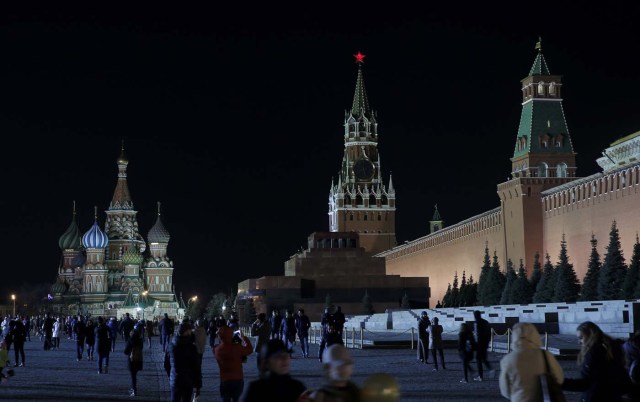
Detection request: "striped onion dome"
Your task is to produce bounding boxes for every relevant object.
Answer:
[82,218,109,249]
[122,244,144,265]
[51,278,67,295]
[59,202,82,250]
[148,202,170,243]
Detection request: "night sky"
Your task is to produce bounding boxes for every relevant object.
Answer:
[2,5,640,302]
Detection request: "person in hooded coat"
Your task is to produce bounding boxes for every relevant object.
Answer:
[214,326,253,402]
[499,322,564,402]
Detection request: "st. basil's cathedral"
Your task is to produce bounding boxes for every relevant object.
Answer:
[51,148,180,318]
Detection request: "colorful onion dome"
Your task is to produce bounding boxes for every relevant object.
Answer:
[148,202,170,243]
[122,244,144,265]
[51,278,67,295]
[82,208,109,249]
[59,204,82,250]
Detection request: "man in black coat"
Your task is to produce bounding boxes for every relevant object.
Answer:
[73,315,86,361]
[417,311,430,363]
[169,322,201,402]
[159,313,175,353]
[473,310,494,380]
[95,316,112,374]
[119,313,134,343]
[42,313,54,351]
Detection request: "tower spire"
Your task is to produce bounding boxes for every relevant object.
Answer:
[351,52,370,118]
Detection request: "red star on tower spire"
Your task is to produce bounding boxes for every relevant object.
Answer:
[354,52,365,64]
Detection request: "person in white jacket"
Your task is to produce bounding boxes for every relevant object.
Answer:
[499,322,564,402]
[52,317,62,350]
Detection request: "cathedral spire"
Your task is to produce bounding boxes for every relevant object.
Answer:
[110,143,134,210]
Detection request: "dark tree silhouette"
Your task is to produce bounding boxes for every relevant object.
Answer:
[553,234,581,302]
[598,221,627,300]
[533,253,555,303]
[529,252,542,293]
[512,259,533,304]
[500,259,517,304]
[580,234,601,301]
[477,242,491,305]
[484,251,505,305]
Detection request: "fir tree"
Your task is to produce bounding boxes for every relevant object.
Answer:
[466,275,478,306]
[362,290,374,315]
[459,271,468,307]
[442,283,452,307]
[624,235,640,299]
[530,252,542,293]
[553,234,581,302]
[533,253,555,303]
[512,259,533,304]
[580,234,601,301]
[630,235,640,298]
[401,292,411,309]
[500,259,517,305]
[598,220,628,300]
[451,271,460,307]
[485,251,505,305]
[477,242,491,305]
[325,293,333,309]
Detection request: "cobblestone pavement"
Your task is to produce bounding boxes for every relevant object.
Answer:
[0,335,585,401]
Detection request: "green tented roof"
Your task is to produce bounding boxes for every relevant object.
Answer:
[529,51,551,76]
[514,100,572,158]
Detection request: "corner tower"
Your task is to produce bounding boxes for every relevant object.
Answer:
[511,38,576,179]
[499,39,579,274]
[328,53,396,254]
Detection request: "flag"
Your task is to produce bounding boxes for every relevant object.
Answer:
[47,294,53,301]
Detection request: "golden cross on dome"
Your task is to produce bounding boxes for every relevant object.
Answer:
[354,52,366,64]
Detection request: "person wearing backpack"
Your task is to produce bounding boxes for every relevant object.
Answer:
[124,325,144,397]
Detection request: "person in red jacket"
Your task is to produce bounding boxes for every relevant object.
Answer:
[214,326,253,402]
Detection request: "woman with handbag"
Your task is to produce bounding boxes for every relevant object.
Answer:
[499,322,564,401]
[562,321,630,402]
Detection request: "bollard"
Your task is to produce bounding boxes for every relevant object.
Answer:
[544,332,548,351]
[411,327,415,350]
[490,329,494,352]
[360,327,364,349]
[352,327,355,349]
[507,328,511,353]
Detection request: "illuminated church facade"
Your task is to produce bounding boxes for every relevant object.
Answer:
[51,149,180,318]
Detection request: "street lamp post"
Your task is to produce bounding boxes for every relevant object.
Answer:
[11,294,15,317]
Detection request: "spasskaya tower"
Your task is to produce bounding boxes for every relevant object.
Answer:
[328,53,397,254]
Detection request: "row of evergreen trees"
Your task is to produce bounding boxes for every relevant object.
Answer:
[440,221,640,307]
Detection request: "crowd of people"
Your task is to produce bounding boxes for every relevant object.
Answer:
[5,306,640,401]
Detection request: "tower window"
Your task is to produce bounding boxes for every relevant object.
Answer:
[539,162,549,177]
[540,134,549,149]
[549,82,556,95]
[364,214,368,221]
[557,163,567,178]
[349,214,353,221]
[538,81,545,96]
[555,133,564,147]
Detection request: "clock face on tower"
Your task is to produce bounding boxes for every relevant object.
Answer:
[353,159,374,180]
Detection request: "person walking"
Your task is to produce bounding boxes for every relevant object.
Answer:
[107,317,119,352]
[251,312,272,371]
[473,310,494,380]
[42,312,54,351]
[120,313,134,344]
[295,309,311,358]
[333,306,346,338]
[52,317,62,350]
[159,313,175,353]
[169,322,201,402]
[279,310,297,356]
[85,318,96,361]
[124,325,144,397]
[95,316,111,374]
[427,317,445,370]
[269,310,282,340]
[10,317,26,367]
[458,322,476,383]
[417,311,430,363]
[240,339,309,402]
[318,323,344,363]
[562,321,630,402]
[499,322,564,402]
[73,315,86,361]
[193,319,208,400]
[145,319,154,349]
[207,317,219,348]
[214,326,253,402]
